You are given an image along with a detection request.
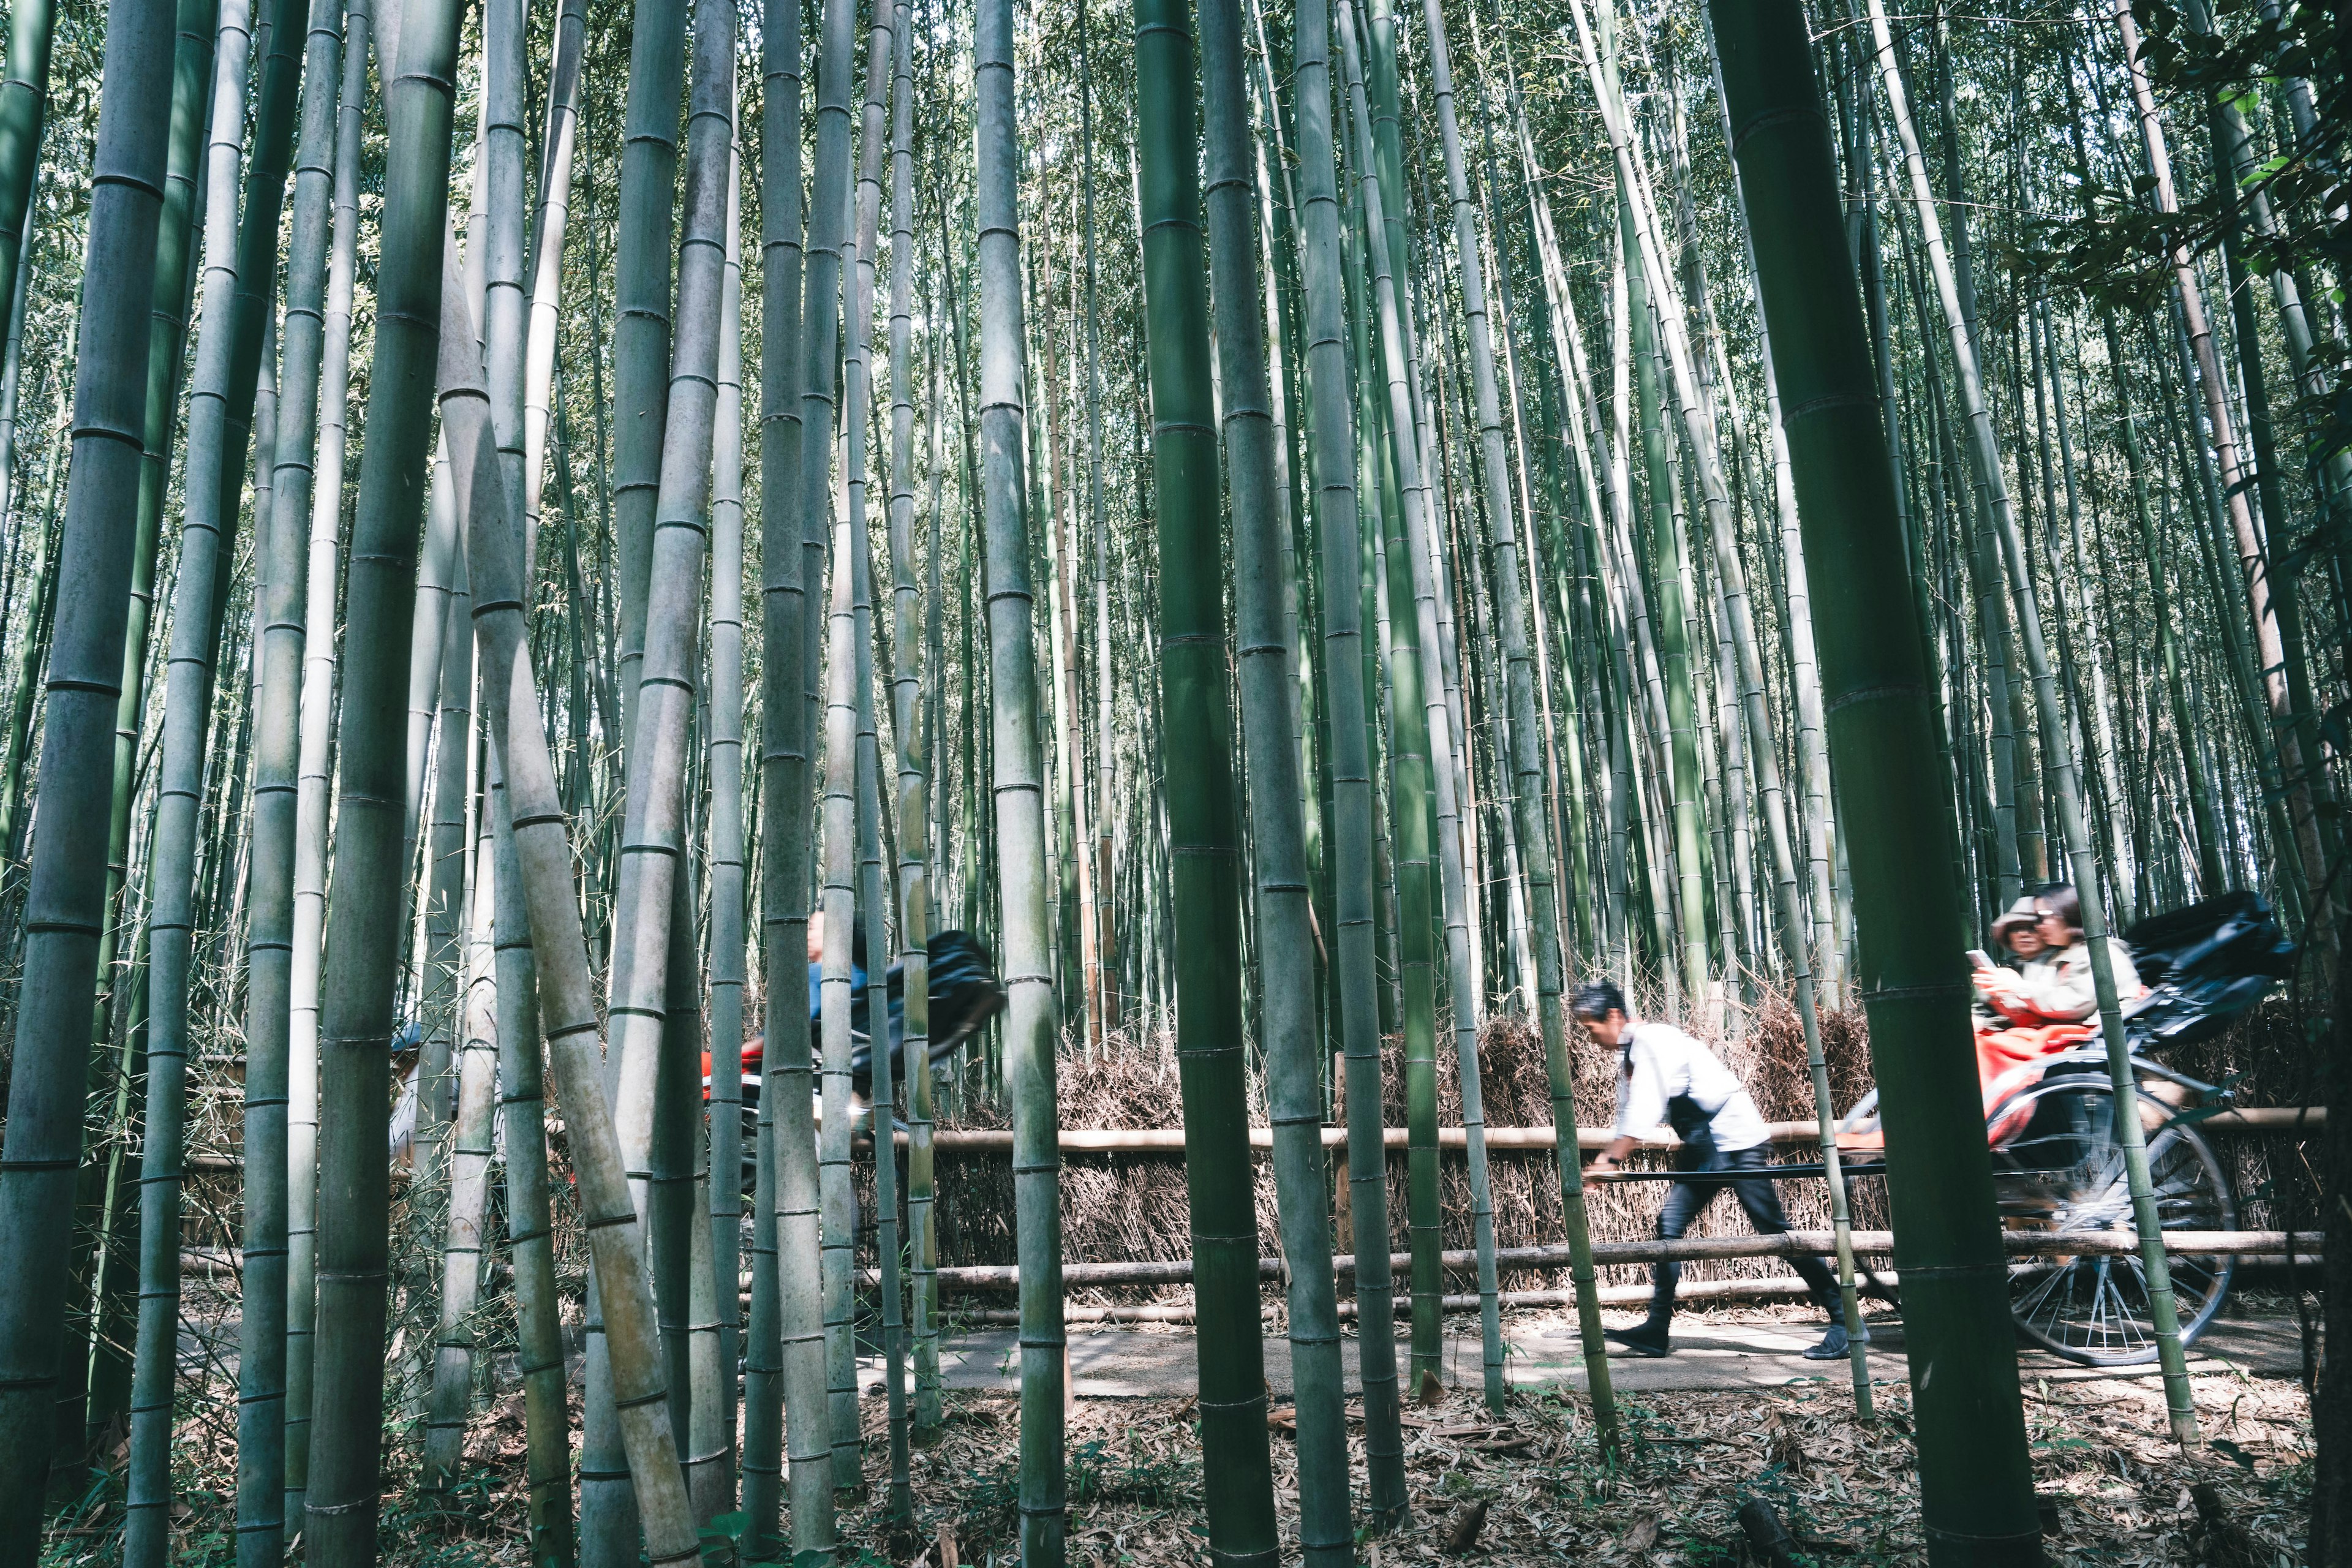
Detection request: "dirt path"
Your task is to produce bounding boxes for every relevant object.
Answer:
[881,1310,2309,1398]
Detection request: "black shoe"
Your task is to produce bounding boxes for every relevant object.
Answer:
[1802,1322,1872,1361]
[1605,1325,1671,1358]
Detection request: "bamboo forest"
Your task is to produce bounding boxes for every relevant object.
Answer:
[0,0,2347,1559]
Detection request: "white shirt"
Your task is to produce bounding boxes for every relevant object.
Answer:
[1611,1019,1770,1153]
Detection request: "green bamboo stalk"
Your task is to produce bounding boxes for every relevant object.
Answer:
[801,0,860,1506]
[70,0,236,1474]
[0,0,178,1542]
[216,0,339,1549]
[423,805,502,1491]
[607,0,685,753]
[1200,0,1352,1555]
[758,0,834,1540]
[1081,0,1118,1052]
[907,281,947,1443]
[1713,7,2045,1558]
[835,0,896,1502]
[2030,301,2135,927]
[1135,0,1280,1554]
[282,0,366,1518]
[0,198,36,601]
[111,0,235,1547]
[0,406,61,865]
[976,0,1068,1547]
[1422,0,1623,1424]
[1863,0,2198,1441]
[886,0,943,1450]
[0,0,53,356]
[1336,3,1448,1385]
[1598,9,1706,1016]
[298,0,467,1550]
[2105,0,2326,910]
[701,105,747,1523]
[873,0,922,1507]
[1575,0,1877,1413]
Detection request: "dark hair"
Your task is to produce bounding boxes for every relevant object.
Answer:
[1570,979,1627,1022]
[2032,883,2083,937]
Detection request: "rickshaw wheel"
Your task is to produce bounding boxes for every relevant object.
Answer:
[1988,1074,2235,1366]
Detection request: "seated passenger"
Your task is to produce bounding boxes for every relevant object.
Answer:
[1973,883,2141,1028]
[1972,883,2142,1131]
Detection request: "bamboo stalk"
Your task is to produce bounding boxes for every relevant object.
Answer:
[1293,0,1410,1518]
[1716,2,2044,1550]
[975,0,1069,1545]
[757,0,833,1540]
[1862,0,2198,1443]
[1199,0,1351,1555]
[282,0,367,1515]
[299,0,467,1551]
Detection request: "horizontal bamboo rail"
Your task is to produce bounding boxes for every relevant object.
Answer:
[188,1237,2321,1289]
[839,1229,2313,1292]
[178,1105,2323,1172]
[965,1275,1830,1324]
[914,1106,2320,1153]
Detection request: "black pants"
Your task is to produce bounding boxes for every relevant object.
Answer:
[1644,1144,1838,1328]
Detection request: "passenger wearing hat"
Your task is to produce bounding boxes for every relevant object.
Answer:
[1975,883,2139,1027]
[1972,883,2143,1129]
[1973,894,2054,1028]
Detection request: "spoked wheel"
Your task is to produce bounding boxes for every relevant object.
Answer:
[1989,1074,2236,1365]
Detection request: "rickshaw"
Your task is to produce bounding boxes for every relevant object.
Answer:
[1830,893,2296,1365]
[704,927,1007,1134]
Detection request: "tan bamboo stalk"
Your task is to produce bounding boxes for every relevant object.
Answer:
[602,0,731,1483]
[519,0,584,559]
[489,766,574,1566]
[2106,0,2326,903]
[438,233,702,1564]
[591,0,690,1476]
[416,484,477,1240]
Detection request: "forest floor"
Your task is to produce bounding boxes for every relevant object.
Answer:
[38,1297,2315,1567]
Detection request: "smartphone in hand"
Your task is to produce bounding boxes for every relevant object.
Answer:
[1966,948,1996,970]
